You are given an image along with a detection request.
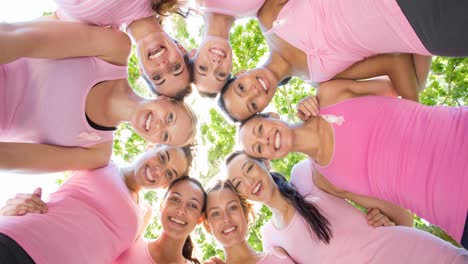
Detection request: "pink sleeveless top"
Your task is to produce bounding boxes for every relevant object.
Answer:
[54,0,154,28]
[313,96,468,242]
[0,163,143,264]
[0,57,127,148]
[198,0,264,18]
[262,160,468,263]
[263,0,431,82]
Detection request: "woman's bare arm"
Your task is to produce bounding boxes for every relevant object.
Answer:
[0,141,112,173]
[0,20,131,65]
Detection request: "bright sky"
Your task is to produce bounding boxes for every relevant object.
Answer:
[0,0,59,205]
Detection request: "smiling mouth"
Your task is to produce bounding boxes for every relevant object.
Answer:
[274,130,281,151]
[148,46,166,60]
[257,77,268,93]
[169,216,187,226]
[145,165,155,183]
[145,112,152,132]
[222,226,237,234]
[209,48,226,58]
[252,181,262,196]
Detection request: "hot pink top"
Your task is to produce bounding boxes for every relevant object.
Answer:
[262,160,468,264]
[0,57,126,148]
[0,163,143,264]
[313,96,468,242]
[198,0,264,19]
[54,0,154,28]
[263,0,431,82]
[257,250,295,264]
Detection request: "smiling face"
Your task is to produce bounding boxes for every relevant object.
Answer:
[205,187,248,248]
[226,153,276,204]
[130,97,196,146]
[239,115,293,159]
[133,145,189,189]
[193,36,233,95]
[222,67,279,121]
[160,180,205,240]
[136,32,190,98]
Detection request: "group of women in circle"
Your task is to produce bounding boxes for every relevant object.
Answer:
[0,0,467,263]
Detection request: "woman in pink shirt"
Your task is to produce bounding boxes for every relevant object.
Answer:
[113,175,206,264]
[0,21,197,172]
[202,179,295,264]
[53,0,193,99]
[237,77,468,246]
[0,144,194,263]
[225,151,468,263]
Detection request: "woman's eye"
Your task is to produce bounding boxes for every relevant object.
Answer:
[189,203,199,209]
[218,72,226,78]
[247,163,253,173]
[251,101,257,110]
[199,65,208,71]
[153,74,161,81]
[258,124,263,135]
[211,211,220,217]
[160,154,167,164]
[166,170,174,180]
[257,144,262,154]
[163,132,169,142]
[239,84,245,92]
[229,205,238,211]
[172,64,181,72]
[170,196,179,202]
[167,113,174,124]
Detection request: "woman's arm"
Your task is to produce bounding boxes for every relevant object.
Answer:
[0,141,112,173]
[334,53,420,101]
[0,20,131,65]
[312,170,414,227]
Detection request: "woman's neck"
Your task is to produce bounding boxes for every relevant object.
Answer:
[264,52,293,83]
[121,165,141,195]
[149,232,187,263]
[127,16,163,42]
[203,12,235,39]
[264,185,295,229]
[86,80,142,127]
[291,118,321,158]
[224,240,261,264]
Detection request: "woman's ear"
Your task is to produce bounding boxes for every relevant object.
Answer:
[234,70,247,77]
[266,112,280,119]
[202,217,212,234]
[176,42,188,55]
[263,159,272,170]
[189,48,197,59]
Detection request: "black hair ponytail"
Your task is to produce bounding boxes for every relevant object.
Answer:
[270,171,332,244]
[182,235,200,264]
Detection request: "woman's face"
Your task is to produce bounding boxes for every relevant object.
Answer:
[239,116,293,159]
[205,188,248,248]
[193,36,233,95]
[136,32,190,98]
[133,145,189,189]
[222,67,278,121]
[226,153,276,204]
[160,180,204,239]
[131,97,195,146]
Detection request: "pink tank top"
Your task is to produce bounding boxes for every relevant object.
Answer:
[257,250,295,264]
[198,0,264,18]
[263,0,431,82]
[0,163,143,264]
[54,0,154,28]
[261,160,468,263]
[0,57,127,148]
[313,96,468,242]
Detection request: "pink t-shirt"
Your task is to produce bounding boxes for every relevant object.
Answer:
[54,0,154,28]
[0,57,126,148]
[313,96,468,242]
[264,0,431,82]
[0,163,143,264]
[262,160,468,264]
[198,0,264,19]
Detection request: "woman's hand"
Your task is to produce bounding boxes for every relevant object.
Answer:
[297,95,319,121]
[0,187,47,216]
[204,256,225,264]
[366,208,396,227]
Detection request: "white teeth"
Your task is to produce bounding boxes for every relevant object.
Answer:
[210,48,225,57]
[252,182,262,195]
[149,47,166,60]
[222,226,236,234]
[258,78,268,92]
[146,166,155,182]
[145,113,152,132]
[275,131,281,150]
[169,217,186,225]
